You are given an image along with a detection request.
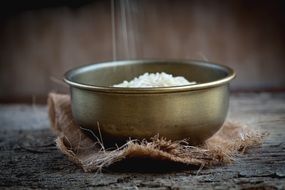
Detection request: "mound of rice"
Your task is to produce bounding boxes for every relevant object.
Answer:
[113,72,196,87]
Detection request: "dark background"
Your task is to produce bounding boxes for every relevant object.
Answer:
[0,0,285,103]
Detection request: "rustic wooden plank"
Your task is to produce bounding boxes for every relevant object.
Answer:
[0,93,284,189]
[1,1,285,99]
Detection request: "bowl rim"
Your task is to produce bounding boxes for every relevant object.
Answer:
[64,59,236,94]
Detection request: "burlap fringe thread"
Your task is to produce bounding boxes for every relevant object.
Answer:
[48,93,265,172]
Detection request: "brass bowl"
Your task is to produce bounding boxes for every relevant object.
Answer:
[64,60,235,145]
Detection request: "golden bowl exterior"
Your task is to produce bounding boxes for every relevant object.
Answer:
[64,60,235,145]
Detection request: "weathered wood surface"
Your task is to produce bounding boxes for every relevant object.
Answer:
[0,93,284,189]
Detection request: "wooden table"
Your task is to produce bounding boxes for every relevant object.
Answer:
[0,93,284,189]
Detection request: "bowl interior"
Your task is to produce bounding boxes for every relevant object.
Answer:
[66,60,232,87]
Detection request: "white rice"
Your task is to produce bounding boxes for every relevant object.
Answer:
[113,72,196,88]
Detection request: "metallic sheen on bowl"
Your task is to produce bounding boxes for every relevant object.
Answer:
[64,60,235,145]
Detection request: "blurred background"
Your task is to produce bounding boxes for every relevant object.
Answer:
[0,0,284,103]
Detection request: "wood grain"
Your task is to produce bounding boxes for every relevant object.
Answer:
[0,93,284,189]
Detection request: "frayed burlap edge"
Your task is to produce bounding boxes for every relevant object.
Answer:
[48,93,266,172]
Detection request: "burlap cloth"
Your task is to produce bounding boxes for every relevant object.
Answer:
[48,93,264,172]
